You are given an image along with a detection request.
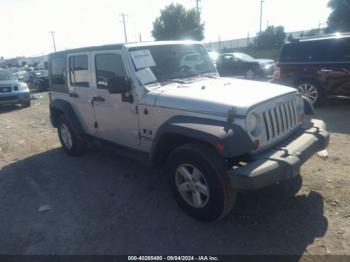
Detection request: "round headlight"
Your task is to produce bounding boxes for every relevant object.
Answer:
[247,112,263,137]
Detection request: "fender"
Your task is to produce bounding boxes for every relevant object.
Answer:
[150,115,255,161]
[49,99,86,136]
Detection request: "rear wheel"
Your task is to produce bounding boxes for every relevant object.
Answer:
[296,80,324,105]
[57,115,86,156]
[166,143,236,222]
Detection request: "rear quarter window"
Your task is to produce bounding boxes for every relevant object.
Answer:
[280,38,350,63]
[51,57,66,85]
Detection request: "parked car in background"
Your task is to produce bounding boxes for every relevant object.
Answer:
[33,70,49,91]
[208,51,219,65]
[180,53,204,71]
[216,52,265,79]
[257,58,276,77]
[273,34,350,105]
[14,70,49,92]
[0,69,31,107]
[13,70,28,82]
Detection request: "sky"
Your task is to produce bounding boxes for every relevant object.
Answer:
[0,0,331,58]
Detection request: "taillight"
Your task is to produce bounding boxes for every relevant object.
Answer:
[273,66,280,80]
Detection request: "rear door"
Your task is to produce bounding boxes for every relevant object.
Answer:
[67,53,97,135]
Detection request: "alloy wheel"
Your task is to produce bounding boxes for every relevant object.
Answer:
[297,83,319,104]
[175,164,210,208]
[59,124,73,150]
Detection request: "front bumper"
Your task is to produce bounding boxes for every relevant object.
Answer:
[0,92,30,105]
[229,119,329,190]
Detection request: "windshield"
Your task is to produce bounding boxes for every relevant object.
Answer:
[233,52,256,62]
[129,44,216,83]
[0,70,16,81]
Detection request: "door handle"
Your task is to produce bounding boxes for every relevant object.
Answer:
[69,92,79,98]
[92,95,105,102]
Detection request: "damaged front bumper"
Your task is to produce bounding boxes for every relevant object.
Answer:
[229,119,329,190]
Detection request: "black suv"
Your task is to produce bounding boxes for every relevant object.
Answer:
[273,34,350,105]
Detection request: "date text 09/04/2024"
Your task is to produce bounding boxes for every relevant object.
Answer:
[127,256,219,261]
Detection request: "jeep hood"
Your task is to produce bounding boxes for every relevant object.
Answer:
[147,78,296,116]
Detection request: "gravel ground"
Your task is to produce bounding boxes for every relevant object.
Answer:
[0,93,349,256]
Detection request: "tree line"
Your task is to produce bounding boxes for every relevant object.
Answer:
[151,0,350,48]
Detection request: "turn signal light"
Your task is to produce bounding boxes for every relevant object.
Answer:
[215,143,225,153]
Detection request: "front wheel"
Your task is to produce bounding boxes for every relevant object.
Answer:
[166,143,236,222]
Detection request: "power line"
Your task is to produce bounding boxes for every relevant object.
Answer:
[49,31,57,52]
[120,13,128,43]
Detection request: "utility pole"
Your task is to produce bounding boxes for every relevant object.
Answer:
[259,0,264,34]
[195,0,201,15]
[49,31,57,52]
[120,13,128,43]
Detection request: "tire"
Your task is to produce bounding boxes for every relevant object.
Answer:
[57,115,86,156]
[166,143,236,222]
[21,100,31,108]
[295,80,324,106]
[263,175,303,199]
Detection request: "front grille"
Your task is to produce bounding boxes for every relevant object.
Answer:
[0,87,12,93]
[262,99,298,141]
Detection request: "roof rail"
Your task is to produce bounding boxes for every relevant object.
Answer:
[292,32,350,42]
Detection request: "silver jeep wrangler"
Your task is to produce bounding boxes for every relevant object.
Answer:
[48,41,329,222]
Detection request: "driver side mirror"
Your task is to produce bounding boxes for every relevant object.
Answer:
[107,76,131,94]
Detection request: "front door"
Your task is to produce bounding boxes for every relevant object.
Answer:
[91,51,140,148]
[67,53,97,135]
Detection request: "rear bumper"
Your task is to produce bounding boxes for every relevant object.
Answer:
[0,92,30,105]
[229,119,329,190]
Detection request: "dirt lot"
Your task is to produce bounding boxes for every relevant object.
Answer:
[0,93,349,256]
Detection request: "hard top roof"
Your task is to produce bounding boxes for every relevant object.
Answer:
[49,40,202,57]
